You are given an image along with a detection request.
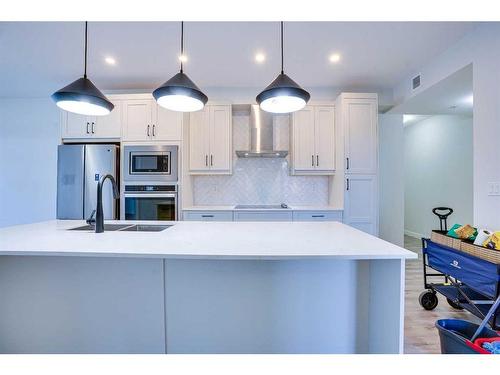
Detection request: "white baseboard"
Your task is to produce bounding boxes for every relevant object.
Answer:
[404,229,423,239]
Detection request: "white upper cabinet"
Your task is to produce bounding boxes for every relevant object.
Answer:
[189,104,232,174]
[341,95,378,174]
[314,106,336,171]
[189,108,210,171]
[122,99,153,141]
[155,105,183,141]
[122,98,182,142]
[291,105,335,175]
[62,112,94,139]
[93,101,122,138]
[61,99,122,140]
[209,105,232,172]
[291,107,315,171]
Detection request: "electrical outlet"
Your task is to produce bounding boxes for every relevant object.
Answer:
[488,182,500,196]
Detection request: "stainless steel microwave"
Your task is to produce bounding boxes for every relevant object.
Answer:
[123,145,178,182]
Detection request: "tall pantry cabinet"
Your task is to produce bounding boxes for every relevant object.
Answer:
[336,93,379,236]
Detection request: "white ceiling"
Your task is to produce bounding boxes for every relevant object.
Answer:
[0,22,478,98]
[390,64,473,115]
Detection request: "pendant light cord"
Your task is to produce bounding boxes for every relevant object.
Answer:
[280,21,284,74]
[180,21,184,73]
[84,21,88,78]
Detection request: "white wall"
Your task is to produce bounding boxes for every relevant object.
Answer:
[378,114,404,246]
[0,98,59,227]
[393,23,500,229]
[404,115,473,238]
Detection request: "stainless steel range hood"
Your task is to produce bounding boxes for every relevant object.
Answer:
[235,105,288,158]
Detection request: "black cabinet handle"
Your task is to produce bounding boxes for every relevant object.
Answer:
[312,215,325,218]
[147,125,150,137]
[346,157,350,170]
[86,122,89,134]
[311,155,314,167]
[91,122,95,134]
[201,214,214,218]
[210,155,213,166]
[316,155,319,167]
[152,124,155,137]
[205,155,208,166]
[346,178,350,191]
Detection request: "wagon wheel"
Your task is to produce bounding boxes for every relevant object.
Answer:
[419,291,438,310]
[446,298,464,310]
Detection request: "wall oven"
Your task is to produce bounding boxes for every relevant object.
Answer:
[123,145,178,182]
[123,184,177,221]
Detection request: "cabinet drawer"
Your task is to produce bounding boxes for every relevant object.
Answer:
[183,211,234,221]
[292,211,343,222]
[233,211,293,222]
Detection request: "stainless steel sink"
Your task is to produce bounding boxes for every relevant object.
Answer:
[119,224,172,232]
[69,224,134,231]
[69,224,172,232]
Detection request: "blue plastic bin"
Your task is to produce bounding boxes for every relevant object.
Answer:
[436,319,499,354]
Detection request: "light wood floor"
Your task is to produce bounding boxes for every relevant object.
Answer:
[403,235,476,353]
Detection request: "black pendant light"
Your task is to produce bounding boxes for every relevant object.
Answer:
[256,22,310,114]
[153,22,208,112]
[51,22,114,116]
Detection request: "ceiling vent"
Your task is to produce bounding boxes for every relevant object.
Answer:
[412,74,421,90]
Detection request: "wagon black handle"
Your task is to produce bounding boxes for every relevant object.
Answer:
[432,207,453,231]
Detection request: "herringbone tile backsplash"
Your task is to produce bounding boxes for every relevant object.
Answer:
[192,113,329,206]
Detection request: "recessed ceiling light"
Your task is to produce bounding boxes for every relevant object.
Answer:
[329,53,341,63]
[178,54,188,63]
[104,56,116,65]
[255,52,266,63]
[403,115,415,124]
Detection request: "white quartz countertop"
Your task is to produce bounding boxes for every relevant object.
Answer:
[182,205,344,211]
[0,220,416,260]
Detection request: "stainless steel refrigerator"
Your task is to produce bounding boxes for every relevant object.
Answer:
[57,144,119,220]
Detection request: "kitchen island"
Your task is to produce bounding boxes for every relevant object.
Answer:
[0,220,416,354]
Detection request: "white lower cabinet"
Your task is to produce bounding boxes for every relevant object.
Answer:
[183,211,234,221]
[233,211,293,222]
[183,210,342,222]
[292,211,342,222]
[343,174,378,235]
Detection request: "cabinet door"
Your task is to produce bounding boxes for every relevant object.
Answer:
[292,211,342,222]
[62,112,92,139]
[314,106,335,171]
[344,99,377,174]
[122,100,153,141]
[154,105,183,141]
[183,211,234,221]
[94,101,122,138]
[292,107,316,171]
[189,108,210,171]
[344,175,377,235]
[209,105,231,172]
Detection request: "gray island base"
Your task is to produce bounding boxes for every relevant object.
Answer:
[0,220,416,354]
